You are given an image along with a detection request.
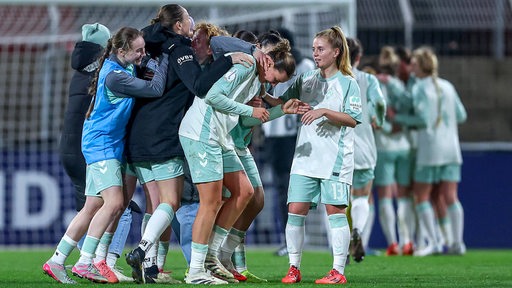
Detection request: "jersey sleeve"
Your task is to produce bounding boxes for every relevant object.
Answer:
[239,104,285,127]
[453,89,467,124]
[367,74,386,127]
[105,55,168,98]
[278,75,303,102]
[204,63,254,117]
[344,78,362,124]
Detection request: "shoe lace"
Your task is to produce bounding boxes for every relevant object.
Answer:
[288,266,298,277]
[94,262,112,278]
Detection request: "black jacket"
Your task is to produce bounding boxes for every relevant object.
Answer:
[125,23,233,163]
[59,41,103,210]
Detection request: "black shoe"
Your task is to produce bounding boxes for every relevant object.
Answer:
[143,265,159,284]
[125,247,145,283]
[274,245,288,257]
[350,229,365,263]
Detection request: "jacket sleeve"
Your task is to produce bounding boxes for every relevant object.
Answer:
[105,55,168,98]
[168,43,232,97]
[210,36,255,60]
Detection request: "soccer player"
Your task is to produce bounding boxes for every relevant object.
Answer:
[374,46,414,256]
[404,47,467,256]
[265,26,362,284]
[346,37,386,262]
[178,38,296,285]
[42,26,169,284]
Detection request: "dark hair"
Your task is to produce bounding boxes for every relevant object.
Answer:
[266,38,296,78]
[395,46,411,64]
[258,31,282,50]
[233,30,258,44]
[150,4,186,29]
[346,37,363,66]
[86,27,143,119]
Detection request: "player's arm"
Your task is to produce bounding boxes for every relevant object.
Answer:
[105,55,169,98]
[167,41,232,97]
[367,73,386,127]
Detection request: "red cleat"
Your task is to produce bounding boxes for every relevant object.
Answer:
[281,265,301,284]
[315,268,347,284]
[386,242,400,256]
[229,269,247,282]
[402,242,414,256]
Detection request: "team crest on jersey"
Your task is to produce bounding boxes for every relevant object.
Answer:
[349,95,362,112]
[177,54,194,65]
[224,70,237,82]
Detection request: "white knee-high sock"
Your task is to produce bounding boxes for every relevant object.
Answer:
[351,196,370,232]
[329,214,350,274]
[208,225,228,257]
[51,234,78,265]
[362,202,375,249]
[220,228,245,267]
[379,198,397,245]
[189,242,208,275]
[94,232,113,262]
[416,201,438,247]
[139,203,174,252]
[397,197,413,246]
[439,217,453,247]
[448,201,464,245]
[285,213,306,268]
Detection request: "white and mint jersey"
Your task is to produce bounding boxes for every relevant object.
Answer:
[374,76,411,152]
[412,76,467,166]
[179,55,260,150]
[280,69,362,183]
[353,68,386,170]
[262,58,316,137]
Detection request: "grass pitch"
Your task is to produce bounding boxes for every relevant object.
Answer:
[1,248,511,287]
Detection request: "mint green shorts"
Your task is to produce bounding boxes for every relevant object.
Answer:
[131,157,184,184]
[375,150,413,186]
[352,168,375,189]
[85,159,123,197]
[414,164,461,183]
[236,148,262,188]
[180,136,243,184]
[287,174,350,209]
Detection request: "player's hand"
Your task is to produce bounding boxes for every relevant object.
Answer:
[252,107,270,122]
[282,99,311,114]
[230,52,254,67]
[301,108,324,125]
[253,48,269,69]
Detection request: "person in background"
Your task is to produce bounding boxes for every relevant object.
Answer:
[396,47,467,256]
[346,37,386,263]
[373,46,414,256]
